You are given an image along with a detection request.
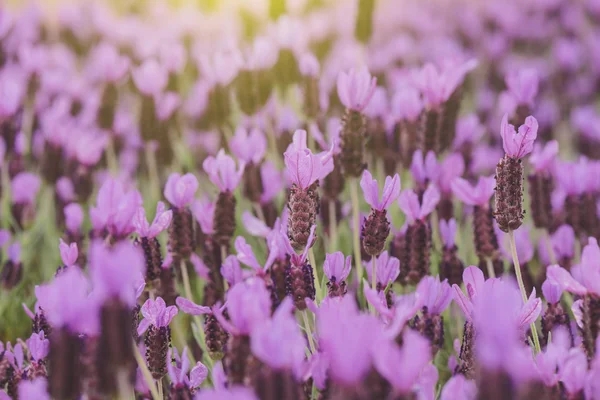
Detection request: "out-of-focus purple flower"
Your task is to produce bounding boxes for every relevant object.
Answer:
[323,252,352,283]
[500,114,538,159]
[453,114,484,149]
[505,68,539,107]
[167,347,208,389]
[155,91,180,121]
[560,348,588,396]
[440,375,477,400]
[11,172,40,205]
[251,298,306,373]
[536,326,570,386]
[363,87,388,119]
[0,65,26,118]
[412,59,477,108]
[234,236,277,276]
[360,170,401,211]
[26,331,49,361]
[132,201,172,238]
[221,255,244,287]
[336,67,377,112]
[59,239,78,267]
[175,297,212,316]
[398,185,440,224]
[416,276,452,314]
[7,242,19,264]
[439,218,457,249]
[138,297,178,335]
[18,378,49,400]
[191,197,215,234]
[392,86,423,122]
[56,177,75,203]
[497,225,534,264]
[0,230,11,248]
[64,203,84,233]
[132,59,168,97]
[229,127,267,165]
[366,251,400,287]
[284,129,333,190]
[241,211,271,237]
[299,52,320,77]
[260,161,283,204]
[164,173,199,208]
[90,179,142,237]
[89,240,145,307]
[85,42,130,83]
[203,150,244,193]
[427,153,465,194]
[410,150,429,186]
[195,387,258,400]
[451,176,495,207]
[213,278,271,335]
[542,278,563,304]
[529,140,558,173]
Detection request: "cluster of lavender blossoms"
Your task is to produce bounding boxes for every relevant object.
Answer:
[2,0,600,399]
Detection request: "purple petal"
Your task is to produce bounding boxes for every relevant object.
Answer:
[360,170,380,209]
[176,297,212,315]
[380,174,401,210]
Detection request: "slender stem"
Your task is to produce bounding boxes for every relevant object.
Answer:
[308,248,322,302]
[157,380,163,399]
[349,179,363,284]
[302,310,316,354]
[221,245,228,266]
[145,143,160,203]
[544,229,557,265]
[133,341,160,400]
[371,256,377,291]
[485,257,496,279]
[180,259,194,302]
[508,230,541,353]
[328,200,338,253]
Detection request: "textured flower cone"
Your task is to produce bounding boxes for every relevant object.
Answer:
[361,210,390,257]
[477,257,504,279]
[287,183,319,250]
[40,142,64,184]
[203,238,226,306]
[6,369,21,399]
[242,162,264,204]
[132,304,141,343]
[527,174,553,230]
[156,266,178,306]
[564,195,582,238]
[71,163,94,203]
[81,336,101,400]
[0,351,11,387]
[284,262,316,310]
[476,371,515,400]
[224,335,252,385]
[139,237,163,282]
[168,208,194,262]
[49,328,83,400]
[439,246,464,286]
[270,258,289,304]
[473,205,501,261]
[397,119,420,168]
[303,76,320,120]
[581,193,600,239]
[327,278,347,298]
[320,197,343,235]
[579,295,600,361]
[97,83,118,130]
[420,109,441,154]
[399,220,431,285]
[439,89,463,152]
[249,364,305,400]
[205,314,228,360]
[96,299,136,395]
[261,201,279,228]
[139,95,174,165]
[1,260,22,289]
[494,155,525,232]
[169,385,194,400]
[145,325,171,380]
[323,156,345,199]
[437,195,454,221]
[411,308,444,355]
[264,274,281,312]
[457,322,476,379]
[213,191,237,248]
[33,309,52,337]
[541,303,572,347]
[340,109,367,178]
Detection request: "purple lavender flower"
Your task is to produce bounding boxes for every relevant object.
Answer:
[64,203,84,235]
[167,347,208,396]
[132,201,173,239]
[139,297,178,379]
[11,172,40,205]
[451,176,495,207]
[203,150,244,193]
[499,114,538,160]
[230,127,267,166]
[366,251,400,291]
[398,185,440,224]
[90,178,142,239]
[138,297,178,336]
[18,378,50,400]
[323,251,352,297]
[336,67,377,112]
[59,239,78,268]
[164,173,199,209]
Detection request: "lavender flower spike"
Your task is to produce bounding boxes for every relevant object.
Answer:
[500,114,539,160]
[133,201,173,239]
[139,296,178,380]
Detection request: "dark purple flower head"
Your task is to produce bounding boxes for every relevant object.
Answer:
[230,127,267,165]
[132,201,172,238]
[90,178,142,237]
[167,347,208,388]
[451,176,495,207]
[416,275,452,314]
[500,114,538,159]
[138,297,178,335]
[284,130,334,190]
[59,239,78,267]
[89,240,145,307]
[398,185,440,224]
[360,170,401,211]
[336,67,377,112]
[164,173,199,208]
[323,252,352,282]
[11,172,40,205]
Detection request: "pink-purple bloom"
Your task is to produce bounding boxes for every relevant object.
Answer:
[398,185,441,224]
[11,172,40,205]
[439,218,457,249]
[360,170,401,211]
[164,173,199,208]
[500,114,539,159]
[132,201,173,238]
[366,251,400,287]
[203,150,245,193]
[505,68,539,107]
[323,252,352,283]
[59,239,78,267]
[138,297,178,335]
[336,67,377,112]
[416,276,452,315]
[451,176,495,207]
[284,129,333,190]
[229,127,267,165]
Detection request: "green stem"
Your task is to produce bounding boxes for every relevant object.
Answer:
[371,256,377,291]
[349,179,363,285]
[180,259,194,302]
[308,248,322,302]
[157,380,163,399]
[133,341,160,400]
[508,230,541,353]
[302,310,316,354]
[485,257,496,279]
